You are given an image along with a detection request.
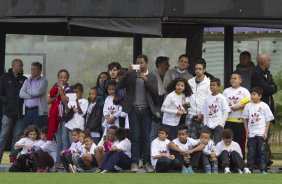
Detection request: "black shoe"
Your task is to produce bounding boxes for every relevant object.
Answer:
[267,160,273,167]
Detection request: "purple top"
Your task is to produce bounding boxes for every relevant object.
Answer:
[25,77,40,108]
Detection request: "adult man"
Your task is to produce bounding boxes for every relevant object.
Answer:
[0,59,27,163]
[108,62,121,82]
[235,51,255,91]
[163,54,193,91]
[187,58,211,139]
[119,55,158,173]
[20,62,48,129]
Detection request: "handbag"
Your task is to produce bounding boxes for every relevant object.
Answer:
[65,108,74,122]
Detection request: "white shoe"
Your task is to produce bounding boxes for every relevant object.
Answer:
[100,170,108,173]
[238,169,243,174]
[224,167,231,174]
[244,167,251,174]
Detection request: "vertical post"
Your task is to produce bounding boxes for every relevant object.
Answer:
[224,26,234,88]
[0,32,6,75]
[133,35,142,64]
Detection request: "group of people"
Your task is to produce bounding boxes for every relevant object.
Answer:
[0,51,277,174]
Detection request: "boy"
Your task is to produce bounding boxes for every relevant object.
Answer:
[202,78,231,144]
[223,71,250,158]
[216,129,250,174]
[151,127,180,172]
[200,129,218,174]
[168,126,205,174]
[242,87,274,174]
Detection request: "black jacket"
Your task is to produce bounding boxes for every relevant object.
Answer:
[84,102,103,133]
[0,69,27,118]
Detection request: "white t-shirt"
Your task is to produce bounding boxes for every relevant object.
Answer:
[68,141,82,153]
[161,91,186,126]
[242,101,274,138]
[151,138,170,169]
[15,137,39,154]
[203,139,216,155]
[81,142,97,156]
[113,138,131,158]
[65,98,88,130]
[40,140,57,161]
[172,137,200,152]
[223,87,251,118]
[202,93,231,128]
[215,140,243,158]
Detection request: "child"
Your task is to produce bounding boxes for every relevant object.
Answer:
[61,128,82,172]
[223,71,251,158]
[102,81,122,136]
[200,129,218,174]
[161,78,192,140]
[242,87,274,174]
[202,78,230,144]
[168,126,205,174]
[85,87,103,144]
[94,126,117,167]
[215,129,250,174]
[98,128,131,173]
[151,127,180,172]
[64,83,89,139]
[9,125,41,172]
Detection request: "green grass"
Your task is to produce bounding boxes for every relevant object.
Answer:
[0,173,282,184]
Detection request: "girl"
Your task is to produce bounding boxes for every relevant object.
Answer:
[102,81,122,136]
[9,125,41,172]
[97,128,131,173]
[161,78,192,140]
[64,83,88,138]
[47,69,73,166]
[84,87,103,144]
[96,71,110,108]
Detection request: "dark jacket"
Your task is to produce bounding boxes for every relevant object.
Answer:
[251,65,277,116]
[84,102,103,133]
[118,71,158,115]
[0,69,27,118]
[235,62,255,91]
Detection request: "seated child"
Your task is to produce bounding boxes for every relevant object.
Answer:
[151,127,180,172]
[200,129,218,174]
[97,128,131,173]
[61,128,82,172]
[242,87,274,174]
[9,125,41,172]
[94,126,117,167]
[168,126,205,174]
[215,129,250,174]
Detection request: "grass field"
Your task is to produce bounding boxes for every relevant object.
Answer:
[0,173,282,184]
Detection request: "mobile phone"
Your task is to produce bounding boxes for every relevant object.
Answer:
[131,64,140,71]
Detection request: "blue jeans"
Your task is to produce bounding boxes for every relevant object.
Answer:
[55,121,71,163]
[129,107,152,164]
[150,119,161,142]
[247,136,267,171]
[23,108,48,129]
[100,151,131,171]
[0,115,24,157]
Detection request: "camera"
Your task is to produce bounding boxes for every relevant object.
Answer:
[131,64,140,71]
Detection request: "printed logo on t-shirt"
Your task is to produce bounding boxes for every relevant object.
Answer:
[208,104,219,117]
[228,96,239,107]
[160,150,167,154]
[108,106,117,115]
[250,112,261,125]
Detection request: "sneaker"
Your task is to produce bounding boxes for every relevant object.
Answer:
[243,167,251,174]
[224,167,231,174]
[131,163,138,172]
[182,167,189,174]
[204,165,211,174]
[69,164,76,173]
[238,169,243,174]
[187,167,194,174]
[261,170,268,174]
[144,163,154,173]
[100,170,108,173]
[9,155,17,164]
[212,165,218,174]
[95,168,102,173]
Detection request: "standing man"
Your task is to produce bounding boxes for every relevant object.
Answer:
[20,62,48,129]
[163,54,193,91]
[187,58,211,139]
[108,62,121,82]
[119,55,158,173]
[0,59,27,163]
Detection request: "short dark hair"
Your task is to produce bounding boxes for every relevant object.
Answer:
[158,126,169,135]
[115,128,127,141]
[108,62,121,71]
[108,125,118,131]
[231,71,242,78]
[250,87,263,96]
[57,69,70,78]
[31,62,42,70]
[166,78,193,97]
[210,78,221,86]
[117,68,126,77]
[84,136,93,141]
[201,128,211,136]
[89,86,98,92]
[177,125,189,133]
[155,56,169,68]
[73,83,83,92]
[194,58,206,69]
[72,128,81,135]
[137,54,148,63]
[41,126,49,135]
[105,80,116,94]
[178,54,189,61]
[223,129,233,139]
[240,51,251,58]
